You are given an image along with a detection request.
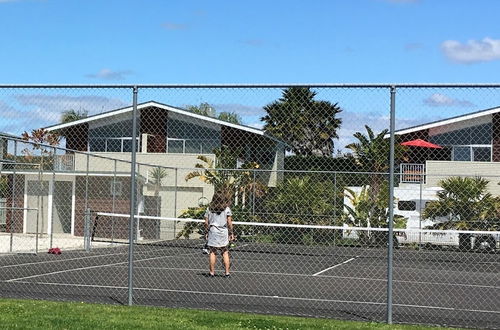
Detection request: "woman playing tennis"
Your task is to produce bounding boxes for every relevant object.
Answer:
[204,189,235,277]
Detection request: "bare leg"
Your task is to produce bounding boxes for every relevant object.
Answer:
[209,249,216,275]
[222,249,230,275]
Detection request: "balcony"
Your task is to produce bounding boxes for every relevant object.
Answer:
[400,163,425,184]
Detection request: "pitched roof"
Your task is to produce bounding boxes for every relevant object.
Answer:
[44,101,276,140]
[395,105,500,135]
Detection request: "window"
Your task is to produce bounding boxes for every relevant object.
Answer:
[167,139,185,153]
[453,146,471,161]
[106,139,122,152]
[397,201,417,211]
[89,139,105,152]
[472,147,491,162]
[88,137,139,152]
[452,145,491,162]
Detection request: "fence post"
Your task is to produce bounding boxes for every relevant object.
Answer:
[9,140,17,253]
[128,86,139,306]
[173,167,178,237]
[387,85,396,324]
[112,159,117,243]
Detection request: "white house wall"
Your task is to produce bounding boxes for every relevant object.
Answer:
[425,160,500,195]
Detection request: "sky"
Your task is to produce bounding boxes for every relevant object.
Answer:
[1,0,500,84]
[1,0,500,150]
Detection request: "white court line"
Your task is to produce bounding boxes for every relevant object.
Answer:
[0,251,132,270]
[312,257,358,276]
[5,253,498,290]
[0,246,194,270]
[120,265,500,290]
[5,252,198,282]
[4,280,500,315]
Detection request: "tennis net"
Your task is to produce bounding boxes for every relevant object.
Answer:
[91,212,500,256]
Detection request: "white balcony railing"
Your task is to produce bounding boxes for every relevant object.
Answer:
[400,163,425,183]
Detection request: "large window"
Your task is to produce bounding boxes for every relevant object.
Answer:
[452,145,491,162]
[166,138,219,154]
[89,137,140,152]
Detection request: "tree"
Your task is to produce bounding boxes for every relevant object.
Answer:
[217,112,241,124]
[187,103,242,124]
[185,147,266,206]
[343,183,406,245]
[187,102,216,117]
[345,125,407,195]
[60,109,88,123]
[423,176,500,230]
[261,87,342,156]
[148,167,168,216]
[346,125,407,173]
[21,129,61,169]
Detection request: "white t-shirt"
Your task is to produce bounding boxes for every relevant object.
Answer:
[205,207,232,247]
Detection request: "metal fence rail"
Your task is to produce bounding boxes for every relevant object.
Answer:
[0,84,499,329]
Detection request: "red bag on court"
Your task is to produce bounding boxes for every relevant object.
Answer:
[48,247,62,255]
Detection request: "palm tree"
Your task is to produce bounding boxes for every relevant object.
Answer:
[262,87,342,156]
[149,167,168,216]
[343,184,406,245]
[346,125,407,195]
[423,176,499,230]
[185,148,266,206]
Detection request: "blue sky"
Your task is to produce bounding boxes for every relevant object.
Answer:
[1,0,500,84]
[1,0,500,151]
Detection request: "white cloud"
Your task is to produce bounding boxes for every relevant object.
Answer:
[86,68,133,80]
[423,93,474,107]
[441,37,500,64]
[335,110,430,153]
[1,94,132,135]
[12,94,129,126]
[213,103,265,117]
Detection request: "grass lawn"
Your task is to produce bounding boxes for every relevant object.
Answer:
[0,299,460,330]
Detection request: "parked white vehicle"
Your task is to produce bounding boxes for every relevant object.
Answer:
[343,185,500,251]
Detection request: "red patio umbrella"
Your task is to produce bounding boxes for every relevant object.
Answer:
[400,139,442,149]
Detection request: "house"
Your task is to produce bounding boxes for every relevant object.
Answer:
[396,105,500,195]
[344,106,500,247]
[2,101,285,242]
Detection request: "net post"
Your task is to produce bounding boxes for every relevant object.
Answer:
[386,85,396,324]
[49,146,56,249]
[84,208,91,252]
[128,86,139,306]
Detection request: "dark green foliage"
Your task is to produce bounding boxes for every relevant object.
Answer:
[260,176,342,245]
[423,176,500,230]
[262,87,342,156]
[284,154,360,172]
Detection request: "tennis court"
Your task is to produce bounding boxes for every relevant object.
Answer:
[1,226,498,329]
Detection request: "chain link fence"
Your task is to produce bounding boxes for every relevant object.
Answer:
[0,85,499,328]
